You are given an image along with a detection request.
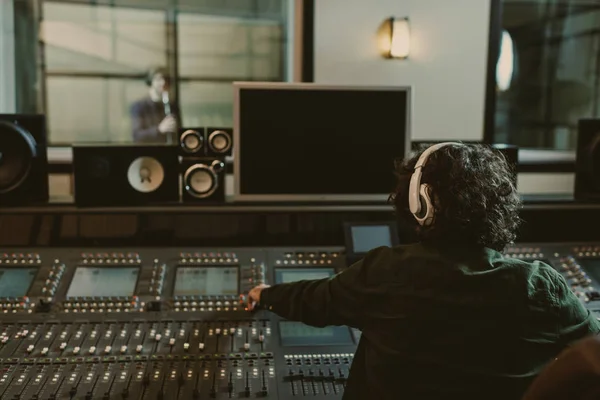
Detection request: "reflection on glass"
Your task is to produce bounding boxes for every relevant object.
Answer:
[495,1,600,150]
[35,1,290,144]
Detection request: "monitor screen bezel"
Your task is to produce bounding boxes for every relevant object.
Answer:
[343,221,399,256]
[233,82,413,202]
[172,265,241,297]
[66,265,141,299]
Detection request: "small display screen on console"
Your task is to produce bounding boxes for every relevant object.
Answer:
[275,268,335,284]
[279,321,353,347]
[351,225,392,253]
[0,268,37,297]
[174,267,239,296]
[577,259,600,284]
[67,267,139,298]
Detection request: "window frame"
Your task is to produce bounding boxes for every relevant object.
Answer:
[42,0,312,166]
[484,0,579,173]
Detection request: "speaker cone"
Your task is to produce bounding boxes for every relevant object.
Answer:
[183,160,224,199]
[181,129,204,154]
[208,130,232,154]
[0,120,37,194]
[127,156,165,193]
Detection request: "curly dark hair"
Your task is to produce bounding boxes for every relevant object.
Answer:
[388,143,521,251]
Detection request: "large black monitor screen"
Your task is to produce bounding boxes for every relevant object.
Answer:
[236,86,410,199]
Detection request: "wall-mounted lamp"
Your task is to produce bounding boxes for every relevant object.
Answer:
[378,17,410,59]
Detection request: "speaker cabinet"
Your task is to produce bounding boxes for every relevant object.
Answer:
[179,127,205,156]
[181,157,225,203]
[575,119,600,201]
[206,127,233,157]
[73,144,179,207]
[0,114,49,206]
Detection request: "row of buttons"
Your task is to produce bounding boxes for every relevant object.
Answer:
[179,258,239,264]
[64,301,136,309]
[81,259,141,264]
[173,306,240,312]
[284,252,340,259]
[574,247,600,252]
[0,259,42,265]
[180,252,237,259]
[64,308,138,314]
[173,295,239,301]
[81,253,140,259]
[275,259,334,265]
[67,296,137,302]
[0,253,40,259]
[174,300,241,307]
[506,253,545,260]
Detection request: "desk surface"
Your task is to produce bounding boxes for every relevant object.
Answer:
[0,193,594,214]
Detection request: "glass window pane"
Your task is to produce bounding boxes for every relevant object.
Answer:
[496,1,600,150]
[179,81,233,128]
[42,3,167,74]
[47,77,148,143]
[177,13,284,80]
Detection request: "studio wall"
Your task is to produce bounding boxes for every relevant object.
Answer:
[313,0,491,142]
[312,0,573,196]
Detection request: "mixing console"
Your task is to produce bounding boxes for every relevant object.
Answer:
[0,243,597,398]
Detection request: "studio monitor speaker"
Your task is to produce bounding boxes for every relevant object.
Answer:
[181,158,225,203]
[575,119,600,201]
[73,144,179,207]
[0,114,49,206]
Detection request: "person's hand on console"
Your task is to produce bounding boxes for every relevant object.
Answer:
[247,284,270,311]
[158,115,177,134]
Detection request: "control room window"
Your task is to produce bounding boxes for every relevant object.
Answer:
[492,0,600,151]
[36,0,291,145]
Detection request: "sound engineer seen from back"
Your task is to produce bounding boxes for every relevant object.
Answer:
[248,143,600,400]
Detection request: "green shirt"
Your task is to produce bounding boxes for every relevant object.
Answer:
[260,243,600,400]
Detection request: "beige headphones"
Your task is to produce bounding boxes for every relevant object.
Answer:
[408,142,462,226]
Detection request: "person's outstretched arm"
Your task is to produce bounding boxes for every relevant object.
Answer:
[249,247,390,329]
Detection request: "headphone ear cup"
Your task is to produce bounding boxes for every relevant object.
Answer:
[415,184,435,226]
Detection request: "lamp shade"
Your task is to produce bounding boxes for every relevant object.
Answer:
[378,17,410,59]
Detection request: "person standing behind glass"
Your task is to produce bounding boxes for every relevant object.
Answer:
[130,66,179,143]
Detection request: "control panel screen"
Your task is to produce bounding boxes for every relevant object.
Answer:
[279,321,353,347]
[0,268,37,297]
[67,267,139,298]
[578,259,600,284]
[174,266,239,296]
[275,268,335,284]
[351,225,392,253]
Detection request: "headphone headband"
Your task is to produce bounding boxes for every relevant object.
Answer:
[408,142,462,225]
